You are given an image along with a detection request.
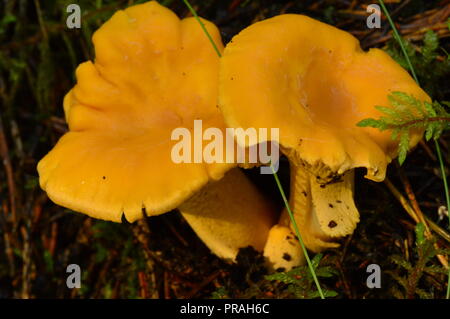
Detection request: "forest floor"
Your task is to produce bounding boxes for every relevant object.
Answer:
[0,0,449,298]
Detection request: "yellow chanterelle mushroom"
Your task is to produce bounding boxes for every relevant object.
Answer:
[38,1,278,262]
[219,14,430,269]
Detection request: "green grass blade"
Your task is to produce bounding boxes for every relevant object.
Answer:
[270,164,325,299]
[378,0,419,84]
[181,0,222,58]
[435,139,450,299]
[180,0,325,299]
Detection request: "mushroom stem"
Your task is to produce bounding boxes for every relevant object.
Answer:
[263,224,305,271]
[179,167,277,261]
[280,163,360,253]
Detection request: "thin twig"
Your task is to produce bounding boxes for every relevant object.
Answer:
[419,140,438,162]
[0,117,16,226]
[385,178,448,269]
[397,165,431,234]
[138,271,150,299]
[397,167,449,267]
[385,178,419,223]
[20,224,31,299]
[131,219,159,298]
[185,270,221,298]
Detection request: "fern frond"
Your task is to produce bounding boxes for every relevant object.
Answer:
[265,253,337,299]
[357,92,450,164]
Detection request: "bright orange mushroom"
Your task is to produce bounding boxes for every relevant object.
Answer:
[38,1,277,262]
[219,14,430,267]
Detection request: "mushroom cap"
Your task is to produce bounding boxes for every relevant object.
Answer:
[38,1,233,222]
[219,14,430,182]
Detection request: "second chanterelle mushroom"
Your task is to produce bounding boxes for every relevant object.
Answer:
[38,2,286,264]
[219,14,430,264]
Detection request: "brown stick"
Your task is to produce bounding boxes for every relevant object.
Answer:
[398,168,449,268]
[185,270,222,299]
[20,225,31,298]
[0,117,17,225]
[138,271,150,299]
[132,219,159,298]
[385,178,448,269]
[397,166,432,235]
[420,140,438,162]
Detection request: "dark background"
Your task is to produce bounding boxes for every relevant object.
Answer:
[0,0,449,298]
